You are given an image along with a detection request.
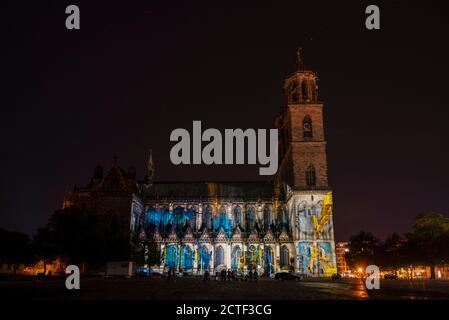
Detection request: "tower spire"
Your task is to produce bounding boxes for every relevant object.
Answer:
[145,149,154,184]
[295,47,303,71]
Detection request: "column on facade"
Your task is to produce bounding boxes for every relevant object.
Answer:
[210,245,215,273]
[227,203,232,221]
[193,243,198,274]
[226,243,231,269]
[257,204,262,223]
[275,243,280,272]
[242,243,247,271]
[295,242,301,272]
[178,243,182,271]
[197,204,202,230]
[160,243,165,271]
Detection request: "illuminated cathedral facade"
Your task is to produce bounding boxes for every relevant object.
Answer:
[64,50,337,276]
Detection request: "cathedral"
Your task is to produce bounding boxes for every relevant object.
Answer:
[63,50,337,276]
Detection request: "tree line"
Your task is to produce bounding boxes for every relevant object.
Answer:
[0,205,130,274]
[346,213,449,279]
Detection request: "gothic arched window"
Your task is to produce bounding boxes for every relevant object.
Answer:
[306,165,316,188]
[233,206,242,227]
[263,207,271,230]
[182,246,194,271]
[301,80,308,101]
[290,80,298,103]
[165,245,178,268]
[205,205,213,230]
[311,81,317,101]
[219,206,227,228]
[303,115,313,138]
[280,246,289,268]
[187,207,196,230]
[215,246,224,266]
[246,207,256,231]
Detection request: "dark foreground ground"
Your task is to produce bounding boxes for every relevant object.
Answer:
[1,276,449,300]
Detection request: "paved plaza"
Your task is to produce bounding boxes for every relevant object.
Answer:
[1,276,449,300]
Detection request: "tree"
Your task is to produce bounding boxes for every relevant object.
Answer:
[407,213,449,279]
[32,226,59,275]
[346,230,381,270]
[33,205,131,270]
[0,228,34,274]
[381,233,405,276]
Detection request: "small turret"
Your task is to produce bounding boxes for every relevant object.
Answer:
[145,149,154,184]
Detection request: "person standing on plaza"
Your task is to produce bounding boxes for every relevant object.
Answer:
[167,267,172,282]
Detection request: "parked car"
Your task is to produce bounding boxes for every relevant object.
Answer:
[274,272,301,281]
[331,273,342,280]
[384,273,398,280]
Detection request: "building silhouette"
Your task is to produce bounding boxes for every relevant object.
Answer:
[63,50,337,276]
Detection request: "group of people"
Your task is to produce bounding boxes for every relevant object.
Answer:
[247,269,259,281]
[166,266,178,281]
[167,267,260,282]
[217,269,235,281]
[202,268,259,281]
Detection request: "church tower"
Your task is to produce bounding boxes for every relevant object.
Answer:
[276,49,337,276]
[277,48,328,190]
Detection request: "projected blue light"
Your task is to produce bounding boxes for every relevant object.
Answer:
[198,244,211,271]
[165,244,178,268]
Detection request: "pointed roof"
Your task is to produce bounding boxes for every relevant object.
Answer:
[145,149,154,182]
[153,227,162,242]
[183,225,195,243]
[167,228,179,243]
[199,228,211,241]
[263,229,276,243]
[278,227,291,242]
[231,225,243,242]
[215,226,228,243]
[247,229,260,243]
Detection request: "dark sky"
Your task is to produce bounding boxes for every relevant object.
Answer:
[2,0,448,241]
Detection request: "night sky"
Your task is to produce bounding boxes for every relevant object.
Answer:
[2,1,448,241]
